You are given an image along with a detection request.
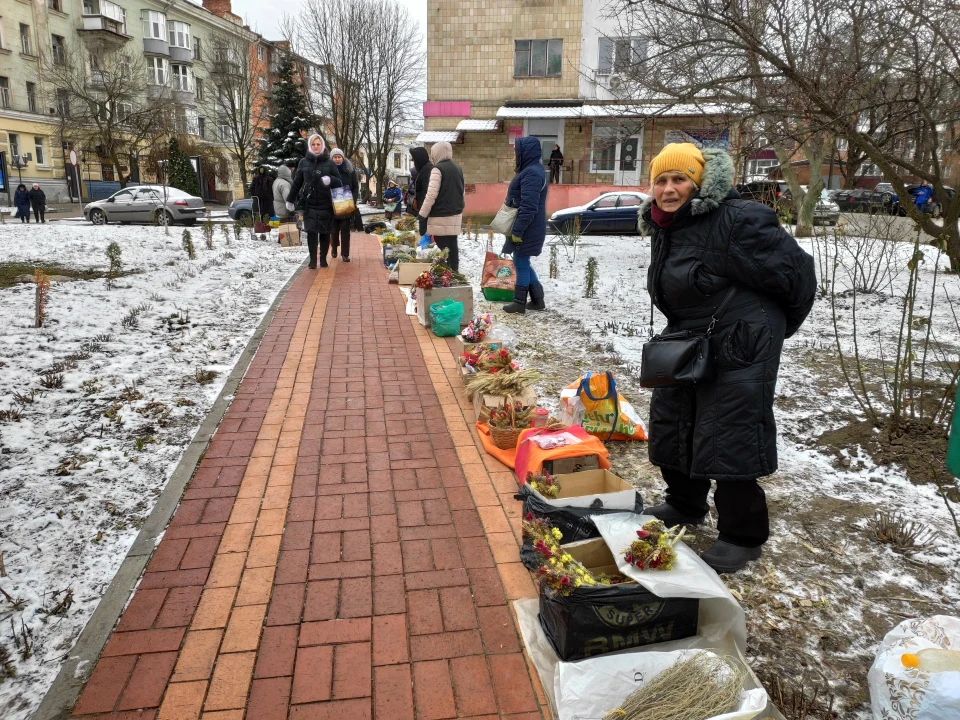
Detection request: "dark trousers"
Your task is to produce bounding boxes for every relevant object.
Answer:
[661,468,769,547]
[33,207,45,222]
[332,218,351,258]
[550,165,561,184]
[306,232,329,267]
[433,235,459,272]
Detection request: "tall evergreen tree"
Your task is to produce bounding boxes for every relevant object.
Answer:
[257,54,314,167]
[167,137,200,196]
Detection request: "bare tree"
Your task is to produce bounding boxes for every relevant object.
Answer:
[610,0,960,266]
[198,32,264,195]
[39,41,175,187]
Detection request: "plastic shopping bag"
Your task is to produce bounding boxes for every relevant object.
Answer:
[560,371,648,441]
[481,235,516,302]
[331,186,356,217]
[429,298,464,337]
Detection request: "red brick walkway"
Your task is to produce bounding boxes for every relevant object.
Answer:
[70,234,545,720]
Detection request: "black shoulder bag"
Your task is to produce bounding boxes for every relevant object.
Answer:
[639,286,738,388]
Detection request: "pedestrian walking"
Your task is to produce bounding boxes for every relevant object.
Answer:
[382,180,403,220]
[287,134,343,269]
[330,148,359,262]
[28,183,46,223]
[409,147,433,238]
[272,162,295,219]
[502,137,548,313]
[14,184,31,223]
[417,141,464,271]
[548,144,563,184]
[639,142,817,573]
[250,166,274,224]
[912,180,934,213]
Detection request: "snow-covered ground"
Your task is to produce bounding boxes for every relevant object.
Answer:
[0,223,305,719]
[452,223,960,717]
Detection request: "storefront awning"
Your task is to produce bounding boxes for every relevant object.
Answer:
[415,131,462,143]
[495,103,736,119]
[456,119,501,131]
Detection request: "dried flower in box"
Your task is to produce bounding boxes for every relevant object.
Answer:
[621,519,686,571]
[476,347,518,374]
[461,314,493,343]
[526,470,560,499]
[521,515,605,595]
[488,402,533,431]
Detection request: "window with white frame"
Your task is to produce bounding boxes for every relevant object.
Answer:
[590,122,618,172]
[142,11,166,40]
[193,36,202,60]
[597,37,646,75]
[0,77,9,108]
[393,152,400,169]
[218,116,231,142]
[171,64,192,91]
[147,57,168,85]
[514,39,562,77]
[747,159,779,179]
[837,138,848,151]
[257,45,264,61]
[51,34,66,64]
[167,21,190,49]
[26,82,37,113]
[195,77,204,101]
[35,136,46,165]
[20,23,33,55]
[857,161,880,176]
[198,116,206,139]
[56,88,70,116]
[257,76,267,90]
[176,107,199,135]
[9,133,20,158]
[118,101,132,121]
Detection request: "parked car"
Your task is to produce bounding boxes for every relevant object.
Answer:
[832,188,891,214]
[735,180,790,207]
[84,185,205,226]
[548,191,649,234]
[228,198,254,224]
[780,187,841,225]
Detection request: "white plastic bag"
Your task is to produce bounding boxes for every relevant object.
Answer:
[868,615,960,719]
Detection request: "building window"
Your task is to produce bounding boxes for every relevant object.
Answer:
[0,77,9,109]
[9,133,20,158]
[51,34,66,64]
[167,21,190,49]
[26,82,37,113]
[198,116,206,139]
[857,161,880,176]
[195,77,204,101]
[598,37,646,75]
[218,117,231,142]
[171,64,191,91]
[147,57,168,85]
[20,24,33,55]
[142,11,166,41]
[944,165,953,179]
[590,122,618,173]
[101,163,115,181]
[257,45,264,61]
[514,39,562,78]
[56,88,70,116]
[837,138,848,151]
[257,76,267,90]
[35,137,46,165]
[48,0,62,11]
[193,36,201,60]
[176,107,199,135]
[746,159,778,180]
[393,152,400,169]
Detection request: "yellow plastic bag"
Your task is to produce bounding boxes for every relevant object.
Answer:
[560,371,648,442]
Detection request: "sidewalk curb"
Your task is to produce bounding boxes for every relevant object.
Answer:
[32,261,308,720]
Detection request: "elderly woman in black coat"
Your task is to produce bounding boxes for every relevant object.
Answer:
[640,143,817,573]
[287,134,342,269]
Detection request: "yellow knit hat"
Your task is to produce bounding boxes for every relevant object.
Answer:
[649,143,705,186]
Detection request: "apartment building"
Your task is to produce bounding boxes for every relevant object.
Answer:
[422,0,739,188]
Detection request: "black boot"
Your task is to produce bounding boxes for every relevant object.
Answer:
[503,286,528,314]
[645,502,706,526]
[526,282,546,311]
[700,540,763,574]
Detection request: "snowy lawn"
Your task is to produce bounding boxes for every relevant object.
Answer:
[0,222,305,719]
[453,223,960,718]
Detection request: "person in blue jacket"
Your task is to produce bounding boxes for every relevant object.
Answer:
[14,184,31,223]
[382,180,403,220]
[502,136,548,314]
[912,180,934,213]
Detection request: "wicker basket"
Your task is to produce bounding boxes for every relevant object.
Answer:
[488,399,532,450]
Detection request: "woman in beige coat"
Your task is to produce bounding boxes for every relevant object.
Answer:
[417,141,465,271]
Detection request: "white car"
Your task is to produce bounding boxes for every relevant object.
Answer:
[84,185,206,226]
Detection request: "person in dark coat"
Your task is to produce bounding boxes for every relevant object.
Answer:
[548,144,563,184]
[410,147,433,237]
[249,166,274,224]
[330,148,359,262]
[502,136,548,313]
[382,181,403,220]
[14,184,31,222]
[639,142,817,573]
[287,134,343,269]
[28,184,47,223]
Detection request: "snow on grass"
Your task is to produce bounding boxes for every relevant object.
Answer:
[0,223,305,719]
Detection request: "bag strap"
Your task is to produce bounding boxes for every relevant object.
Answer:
[706,287,738,337]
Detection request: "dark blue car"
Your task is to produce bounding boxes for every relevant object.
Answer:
[548,191,649,235]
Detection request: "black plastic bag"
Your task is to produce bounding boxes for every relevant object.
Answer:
[538,583,699,661]
[517,484,643,570]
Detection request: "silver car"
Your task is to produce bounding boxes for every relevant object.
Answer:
[84,185,206,226]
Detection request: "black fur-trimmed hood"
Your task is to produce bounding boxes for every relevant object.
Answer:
[638,148,736,234]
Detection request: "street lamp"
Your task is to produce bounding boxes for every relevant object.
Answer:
[11,153,31,187]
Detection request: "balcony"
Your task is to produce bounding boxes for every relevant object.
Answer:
[78,1,131,49]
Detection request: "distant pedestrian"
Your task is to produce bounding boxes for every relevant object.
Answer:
[409,147,433,237]
[14,184,30,223]
[330,148,359,262]
[912,180,933,213]
[287,134,343,269]
[502,137,548,313]
[272,162,295,220]
[250,166,274,223]
[28,184,46,223]
[548,144,563,184]
[382,180,403,220]
[418,142,464,271]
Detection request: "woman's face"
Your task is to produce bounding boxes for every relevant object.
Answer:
[333,155,342,166]
[310,137,323,153]
[653,172,696,212]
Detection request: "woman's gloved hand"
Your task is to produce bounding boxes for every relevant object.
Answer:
[285,202,295,212]
[320,175,331,186]
[511,234,522,244]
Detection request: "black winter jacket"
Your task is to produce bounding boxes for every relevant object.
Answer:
[430,159,464,217]
[288,150,343,234]
[28,187,46,211]
[410,147,433,213]
[250,170,274,217]
[640,148,816,482]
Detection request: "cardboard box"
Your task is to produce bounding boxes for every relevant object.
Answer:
[474,386,537,422]
[564,537,627,578]
[397,262,433,286]
[550,470,633,503]
[416,285,473,328]
[278,223,300,247]
[454,336,504,362]
[542,456,600,475]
